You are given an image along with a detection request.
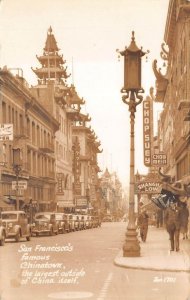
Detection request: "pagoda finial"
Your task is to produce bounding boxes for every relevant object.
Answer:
[48,26,52,34]
[131,31,135,42]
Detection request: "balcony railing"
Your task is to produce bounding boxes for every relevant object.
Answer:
[39,142,54,153]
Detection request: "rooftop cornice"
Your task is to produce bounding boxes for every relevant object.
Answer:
[164,0,176,47]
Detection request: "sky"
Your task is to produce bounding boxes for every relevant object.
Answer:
[0,0,170,187]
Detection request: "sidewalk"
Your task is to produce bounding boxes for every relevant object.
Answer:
[114,226,190,272]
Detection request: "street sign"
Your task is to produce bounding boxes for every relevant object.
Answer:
[12,181,27,190]
[0,124,13,141]
[151,153,167,166]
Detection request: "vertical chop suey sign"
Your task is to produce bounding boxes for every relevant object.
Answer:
[143,98,167,167]
[143,99,151,166]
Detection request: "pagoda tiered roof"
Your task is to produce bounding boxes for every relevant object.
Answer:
[36,53,65,65]
[32,26,70,82]
[68,84,85,106]
[44,26,59,52]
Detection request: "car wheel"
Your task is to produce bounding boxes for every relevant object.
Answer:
[26,232,31,241]
[0,232,5,246]
[15,231,21,242]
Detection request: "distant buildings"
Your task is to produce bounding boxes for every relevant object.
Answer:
[99,168,126,220]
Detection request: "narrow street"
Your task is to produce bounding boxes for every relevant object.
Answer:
[0,222,189,300]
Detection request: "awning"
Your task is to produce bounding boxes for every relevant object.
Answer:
[159,182,190,196]
[141,201,158,211]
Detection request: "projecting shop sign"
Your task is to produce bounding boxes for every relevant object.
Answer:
[0,124,13,141]
[143,100,151,167]
[152,153,167,166]
[137,181,161,194]
[12,181,27,190]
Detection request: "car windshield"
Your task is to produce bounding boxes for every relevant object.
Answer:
[55,215,63,220]
[1,213,18,220]
[35,214,50,220]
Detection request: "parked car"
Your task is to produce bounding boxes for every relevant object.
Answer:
[54,213,69,233]
[65,214,75,232]
[93,216,101,227]
[88,216,93,229]
[32,212,59,236]
[72,215,80,231]
[78,215,85,230]
[83,215,90,229]
[1,211,31,242]
[0,219,6,246]
[102,215,113,222]
[91,216,98,228]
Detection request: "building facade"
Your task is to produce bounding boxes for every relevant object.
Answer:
[72,93,102,214]
[0,67,59,211]
[153,0,190,184]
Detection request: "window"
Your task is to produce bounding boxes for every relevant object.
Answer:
[177,155,189,180]
[2,102,6,123]
[37,125,40,146]
[32,122,35,144]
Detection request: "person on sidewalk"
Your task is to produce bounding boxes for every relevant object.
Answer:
[137,209,149,242]
[179,202,189,239]
[164,201,181,251]
[156,208,163,228]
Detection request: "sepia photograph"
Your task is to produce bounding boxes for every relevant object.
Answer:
[0,0,190,299]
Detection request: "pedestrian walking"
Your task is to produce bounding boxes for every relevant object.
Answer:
[164,201,181,251]
[156,208,163,228]
[137,209,149,242]
[179,202,189,239]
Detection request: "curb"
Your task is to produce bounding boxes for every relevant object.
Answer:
[114,250,190,273]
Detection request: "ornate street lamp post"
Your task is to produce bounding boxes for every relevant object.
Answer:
[118,31,147,257]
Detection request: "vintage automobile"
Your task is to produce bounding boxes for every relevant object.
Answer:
[93,216,101,228]
[78,215,85,230]
[65,214,76,232]
[102,215,113,222]
[0,219,6,246]
[91,216,97,228]
[83,215,89,229]
[88,216,93,228]
[54,213,70,233]
[32,212,59,236]
[72,214,80,231]
[1,211,31,242]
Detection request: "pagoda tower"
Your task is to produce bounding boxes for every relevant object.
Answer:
[32,26,70,84]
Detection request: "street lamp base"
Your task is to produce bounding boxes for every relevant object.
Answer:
[123,228,140,257]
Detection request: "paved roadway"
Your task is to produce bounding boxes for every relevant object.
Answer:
[0,222,189,300]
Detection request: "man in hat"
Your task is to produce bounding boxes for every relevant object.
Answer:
[137,208,149,242]
[164,201,181,251]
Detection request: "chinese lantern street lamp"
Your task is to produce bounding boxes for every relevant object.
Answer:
[118,31,148,257]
